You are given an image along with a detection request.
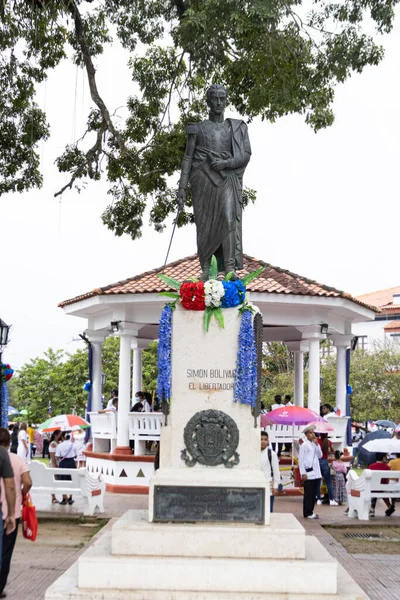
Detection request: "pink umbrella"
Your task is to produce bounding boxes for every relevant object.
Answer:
[308,420,335,433]
[266,406,324,426]
[260,414,276,427]
[261,407,324,470]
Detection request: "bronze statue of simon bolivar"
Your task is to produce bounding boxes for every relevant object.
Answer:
[177,84,251,281]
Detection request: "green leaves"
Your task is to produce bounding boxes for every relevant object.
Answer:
[157,274,181,290]
[209,255,218,280]
[203,307,225,331]
[203,307,213,332]
[1,0,396,239]
[11,337,161,422]
[213,307,225,329]
[241,266,266,286]
[158,291,180,299]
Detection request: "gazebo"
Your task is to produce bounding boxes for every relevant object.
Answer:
[59,254,376,492]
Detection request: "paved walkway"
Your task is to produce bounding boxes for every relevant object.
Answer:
[6,491,400,600]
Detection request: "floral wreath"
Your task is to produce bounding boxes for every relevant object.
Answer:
[157,255,264,330]
[1,364,14,383]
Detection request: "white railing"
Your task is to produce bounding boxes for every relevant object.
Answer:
[87,412,117,453]
[263,416,350,453]
[87,411,162,456]
[128,412,163,456]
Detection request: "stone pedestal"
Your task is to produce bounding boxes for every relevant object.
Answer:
[151,305,268,524]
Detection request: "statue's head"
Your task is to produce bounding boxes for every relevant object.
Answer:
[206,84,227,114]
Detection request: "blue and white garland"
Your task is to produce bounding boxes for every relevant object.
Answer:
[156,304,173,402]
[234,309,257,407]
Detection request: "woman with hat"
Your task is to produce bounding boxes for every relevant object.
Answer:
[298,424,322,519]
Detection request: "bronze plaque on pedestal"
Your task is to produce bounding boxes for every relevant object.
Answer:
[154,485,265,524]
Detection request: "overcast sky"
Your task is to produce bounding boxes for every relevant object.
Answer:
[2,13,400,371]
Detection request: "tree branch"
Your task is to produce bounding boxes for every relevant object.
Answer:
[70,0,128,154]
[54,120,106,197]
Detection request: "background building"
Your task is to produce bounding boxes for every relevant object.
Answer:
[352,286,400,350]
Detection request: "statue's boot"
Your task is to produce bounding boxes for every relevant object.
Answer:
[222,231,239,280]
[200,265,209,282]
[225,261,239,281]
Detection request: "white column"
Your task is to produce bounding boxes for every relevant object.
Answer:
[305,333,325,414]
[331,335,353,416]
[294,352,304,407]
[117,332,132,449]
[86,332,106,413]
[91,341,103,412]
[132,348,143,402]
[286,341,309,407]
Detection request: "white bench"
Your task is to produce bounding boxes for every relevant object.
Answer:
[128,412,162,456]
[88,411,117,453]
[348,468,400,520]
[30,461,105,516]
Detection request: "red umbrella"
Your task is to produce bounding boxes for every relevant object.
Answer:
[265,406,324,426]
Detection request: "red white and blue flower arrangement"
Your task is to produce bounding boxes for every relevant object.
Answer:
[156,257,264,407]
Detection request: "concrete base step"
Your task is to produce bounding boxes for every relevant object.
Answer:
[46,558,368,600]
[76,532,337,594]
[111,510,306,559]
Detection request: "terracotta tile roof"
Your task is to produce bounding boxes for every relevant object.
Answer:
[59,254,377,312]
[383,320,400,332]
[356,286,400,311]
[379,304,400,312]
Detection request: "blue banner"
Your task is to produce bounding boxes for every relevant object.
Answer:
[1,382,9,428]
[345,348,352,446]
[85,343,93,443]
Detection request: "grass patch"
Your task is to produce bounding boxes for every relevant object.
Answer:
[29,517,109,548]
[325,525,400,555]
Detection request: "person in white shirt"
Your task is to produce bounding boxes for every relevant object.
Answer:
[55,433,78,505]
[260,432,281,512]
[99,399,118,414]
[321,404,337,420]
[351,426,364,467]
[106,389,118,409]
[298,424,322,519]
[270,394,282,412]
[17,423,29,464]
[284,394,293,407]
[141,392,152,413]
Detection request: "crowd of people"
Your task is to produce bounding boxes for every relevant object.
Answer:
[298,423,400,519]
[267,394,293,411]
[260,395,400,519]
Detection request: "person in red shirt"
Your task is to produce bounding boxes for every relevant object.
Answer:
[316,433,338,506]
[368,453,395,517]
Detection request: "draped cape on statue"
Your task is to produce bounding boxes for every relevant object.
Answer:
[188,119,251,271]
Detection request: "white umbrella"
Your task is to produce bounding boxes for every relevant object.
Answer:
[363,437,400,454]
